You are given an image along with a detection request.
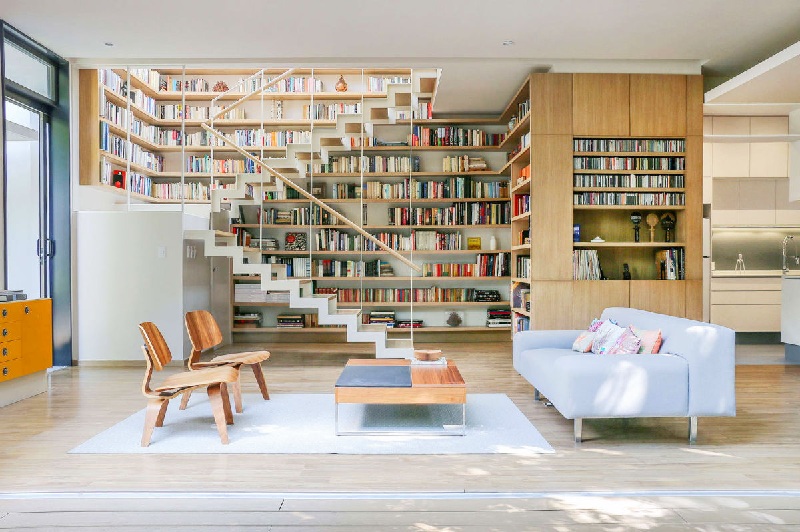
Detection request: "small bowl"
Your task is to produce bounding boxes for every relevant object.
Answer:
[413,349,443,362]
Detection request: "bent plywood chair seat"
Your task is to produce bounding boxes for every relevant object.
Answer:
[182,310,271,413]
[139,321,239,446]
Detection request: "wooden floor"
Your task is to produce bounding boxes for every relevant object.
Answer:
[1,340,799,529]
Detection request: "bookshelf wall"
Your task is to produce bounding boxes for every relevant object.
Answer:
[79,66,520,338]
[516,73,703,330]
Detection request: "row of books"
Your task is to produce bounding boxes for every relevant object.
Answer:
[513,194,530,216]
[361,177,509,200]
[100,126,165,171]
[574,174,685,188]
[516,164,531,186]
[574,139,686,153]
[487,309,512,328]
[233,285,289,303]
[368,310,395,327]
[573,192,686,206]
[313,229,464,252]
[185,155,259,174]
[310,155,421,174]
[258,206,337,225]
[386,202,511,226]
[656,248,686,280]
[573,156,685,171]
[573,249,602,280]
[442,155,488,172]
[511,284,531,311]
[514,315,530,332]
[315,287,503,303]
[516,256,531,279]
[408,126,505,147]
[421,253,510,277]
[508,132,530,160]
[303,102,360,120]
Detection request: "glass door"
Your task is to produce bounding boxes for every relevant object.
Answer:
[4,98,48,299]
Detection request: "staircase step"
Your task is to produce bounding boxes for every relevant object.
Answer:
[359,323,386,333]
[214,230,235,237]
[386,339,414,349]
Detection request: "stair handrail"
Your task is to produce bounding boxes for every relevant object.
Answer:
[211,68,297,121]
[200,122,422,272]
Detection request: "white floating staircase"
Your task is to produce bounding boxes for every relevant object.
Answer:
[187,68,439,358]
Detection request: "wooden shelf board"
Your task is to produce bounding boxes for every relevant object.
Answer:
[511,244,530,251]
[259,249,512,256]
[308,171,503,178]
[500,144,531,173]
[511,179,531,194]
[573,169,685,175]
[573,242,686,248]
[573,151,686,156]
[396,117,500,125]
[498,112,531,151]
[512,307,531,317]
[355,145,503,152]
[511,277,530,284]
[511,212,530,222]
[234,276,510,282]
[573,187,685,192]
[337,301,510,308]
[573,205,686,210]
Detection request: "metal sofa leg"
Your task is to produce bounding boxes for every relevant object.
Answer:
[533,388,540,401]
[689,416,698,444]
[574,418,582,443]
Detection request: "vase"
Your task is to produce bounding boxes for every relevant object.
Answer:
[335,75,347,92]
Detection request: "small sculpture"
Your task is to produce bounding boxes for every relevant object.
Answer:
[213,81,229,92]
[446,311,462,327]
[646,213,659,242]
[660,212,676,243]
[335,75,348,92]
[630,211,642,243]
[622,263,632,280]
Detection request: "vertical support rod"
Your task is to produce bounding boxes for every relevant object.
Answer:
[574,418,582,443]
[689,416,698,444]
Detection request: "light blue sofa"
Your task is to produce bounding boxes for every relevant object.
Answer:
[512,307,736,443]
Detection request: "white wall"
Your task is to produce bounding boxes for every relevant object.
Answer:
[76,210,184,362]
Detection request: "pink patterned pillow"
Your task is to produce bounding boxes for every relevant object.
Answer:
[591,320,626,355]
[572,318,603,352]
[631,326,663,354]
[606,326,642,355]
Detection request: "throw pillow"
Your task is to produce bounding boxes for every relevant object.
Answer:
[606,326,642,355]
[591,320,626,355]
[631,326,663,354]
[571,318,604,352]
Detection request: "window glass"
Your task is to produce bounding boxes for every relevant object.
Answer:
[4,40,54,99]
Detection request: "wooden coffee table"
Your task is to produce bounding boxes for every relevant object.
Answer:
[334,358,466,435]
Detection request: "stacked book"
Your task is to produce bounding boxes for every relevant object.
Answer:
[252,237,279,251]
[474,289,501,302]
[368,311,396,328]
[234,284,269,303]
[233,313,261,329]
[573,250,602,280]
[396,319,423,329]
[486,309,512,328]
[276,314,304,328]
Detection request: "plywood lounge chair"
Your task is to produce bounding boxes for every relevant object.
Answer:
[139,321,239,446]
[181,310,271,413]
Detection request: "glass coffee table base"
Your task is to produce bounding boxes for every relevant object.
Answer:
[335,402,466,436]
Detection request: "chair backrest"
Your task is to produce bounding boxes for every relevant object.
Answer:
[139,321,172,371]
[185,310,223,366]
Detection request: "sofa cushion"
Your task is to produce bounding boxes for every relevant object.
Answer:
[591,320,626,354]
[631,326,662,354]
[518,347,689,419]
[606,326,642,355]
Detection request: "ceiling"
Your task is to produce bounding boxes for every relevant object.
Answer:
[3,0,800,114]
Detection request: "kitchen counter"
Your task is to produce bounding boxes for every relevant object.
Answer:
[712,269,787,278]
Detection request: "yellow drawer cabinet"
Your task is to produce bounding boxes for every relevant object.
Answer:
[0,299,53,407]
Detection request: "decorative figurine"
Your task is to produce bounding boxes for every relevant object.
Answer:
[446,311,462,327]
[630,211,642,243]
[622,263,632,280]
[646,213,659,242]
[213,80,229,92]
[660,212,676,243]
[335,75,348,92]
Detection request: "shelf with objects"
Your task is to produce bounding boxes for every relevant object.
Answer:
[571,138,688,282]
[501,76,532,334]
[80,67,415,204]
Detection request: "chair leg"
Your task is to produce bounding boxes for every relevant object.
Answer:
[574,418,583,444]
[231,378,243,414]
[142,398,167,447]
[689,416,698,444]
[251,363,270,400]
[155,399,169,427]
[220,382,234,425]
[179,390,192,410]
[207,384,230,445]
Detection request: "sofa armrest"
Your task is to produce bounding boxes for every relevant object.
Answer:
[512,330,583,364]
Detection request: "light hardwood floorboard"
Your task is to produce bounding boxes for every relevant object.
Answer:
[1,337,800,531]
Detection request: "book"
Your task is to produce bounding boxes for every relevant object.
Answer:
[467,237,482,250]
[284,232,308,251]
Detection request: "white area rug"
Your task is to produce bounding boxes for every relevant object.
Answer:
[70,393,553,455]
